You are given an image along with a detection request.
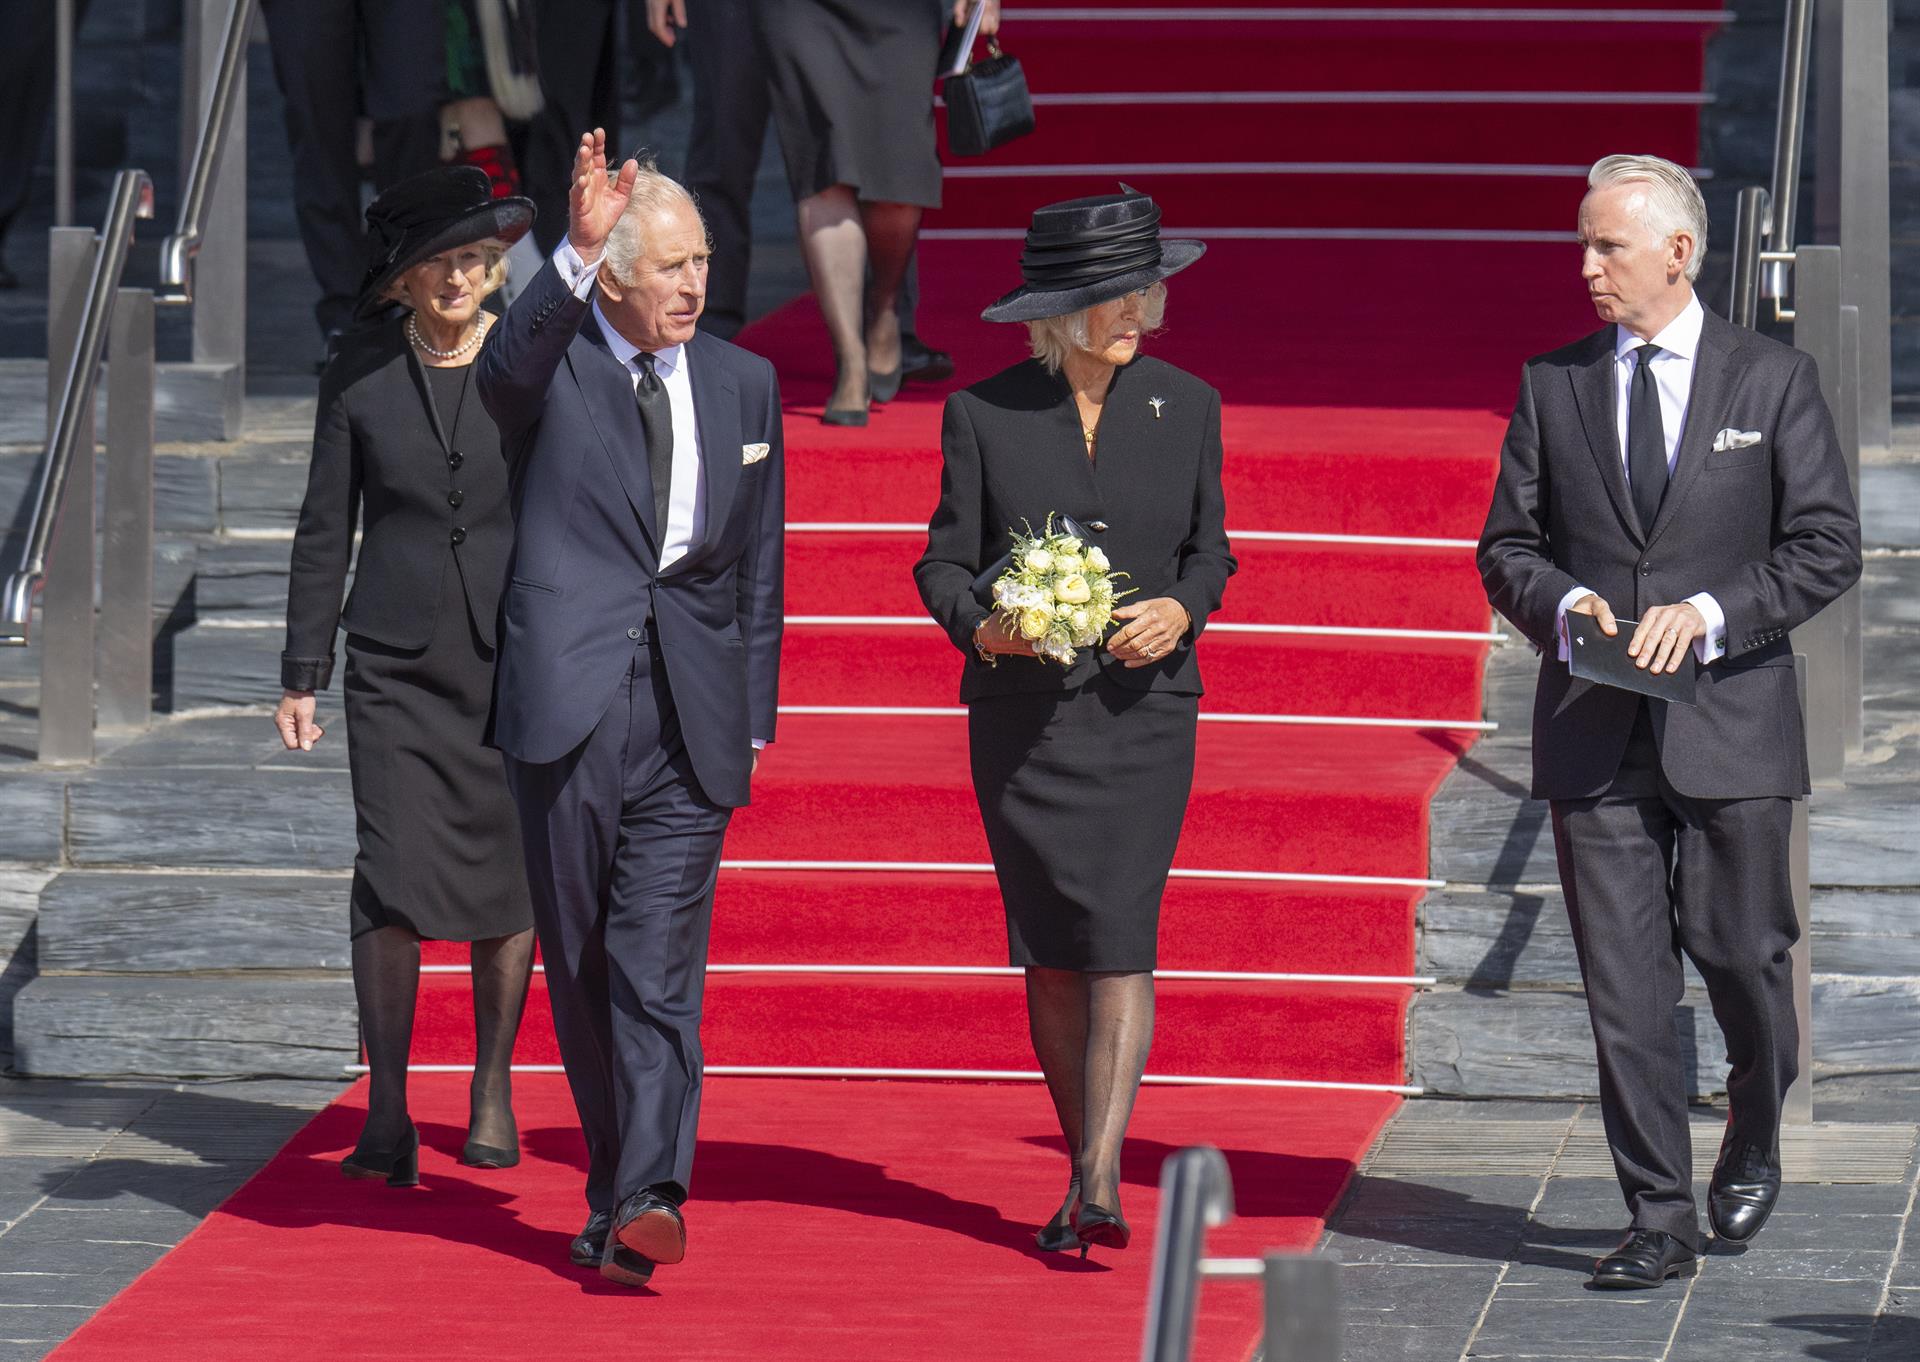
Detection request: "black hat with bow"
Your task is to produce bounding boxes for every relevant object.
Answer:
[355,165,535,319]
[980,186,1204,324]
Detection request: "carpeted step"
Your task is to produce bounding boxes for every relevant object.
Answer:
[777,627,1493,719]
[411,972,1413,1086]
[752,240,1597,413]
[785,531,1490,630]
[938,100,1699,171]
[45,1075,1395,1362]
[416,870,1421,978]
[734,715,1466,880]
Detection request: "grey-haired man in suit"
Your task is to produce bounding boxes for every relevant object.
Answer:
[1478,154,1860,1289]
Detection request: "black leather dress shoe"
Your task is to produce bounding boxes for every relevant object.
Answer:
[1709,1142,1782,1243]
[1591,1229,1696,1289]
[599,1236,655,1288]
[613,1188,687,1267]
[900,337,954,384]
[569,1209,612,1267]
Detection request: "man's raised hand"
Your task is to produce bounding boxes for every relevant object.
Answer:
[567,129,638,267]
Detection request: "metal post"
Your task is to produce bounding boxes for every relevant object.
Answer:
[1790,245,1846,783]
[100,288,154,733]
[41,229,98,764]
[1838,304,1862,758]
[1836,0,1891,470]
[1261,1256,1342,1362]
[1142,1148,1235,1362]
[1762,0,1815,302]
[1730,187,1768,328]
[1785,659,1815,1127]
[54,0,75,226]
[179,0,248,438]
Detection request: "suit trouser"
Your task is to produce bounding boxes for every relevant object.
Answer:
[1550,704,1799,1251]
[503,636,731,1211]
[259,0,441,338]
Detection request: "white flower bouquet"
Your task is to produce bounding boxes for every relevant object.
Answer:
[987,515,1132,665]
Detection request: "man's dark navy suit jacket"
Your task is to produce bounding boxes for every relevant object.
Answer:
[476,256,784,808]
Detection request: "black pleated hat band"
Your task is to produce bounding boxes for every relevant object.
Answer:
[982,187,1205,324]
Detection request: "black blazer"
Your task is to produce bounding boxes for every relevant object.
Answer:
[474,257,784,807]
[1478,305,1861,801]
[282,321,512,691]
[915,355,1236,702]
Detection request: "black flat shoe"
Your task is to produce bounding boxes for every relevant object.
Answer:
[1073,1202,1131,1258]
[613,1187,687,1266]
[1709,1141,1781,1244]
[460,1137,520,1169]
[867,362,905,405]
[571,1209,613,1267]
[1590,1228,1696,1289]
[341,1121,419,1187]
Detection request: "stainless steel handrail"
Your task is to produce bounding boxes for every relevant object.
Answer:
[1762,0,1814,303]
[1142,1147,1236,1362]
[0,169,154,643]
[157,0,257,302]
[1729,186,1769,328]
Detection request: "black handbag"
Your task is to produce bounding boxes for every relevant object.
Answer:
[944,35,1036,157]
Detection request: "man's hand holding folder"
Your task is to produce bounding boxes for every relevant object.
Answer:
[1566,593,1702,705]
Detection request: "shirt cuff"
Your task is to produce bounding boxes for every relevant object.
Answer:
[1554,585,1592,664]
[1684,591,1727,664]
[553,240,602,299]
[751,739,767,751]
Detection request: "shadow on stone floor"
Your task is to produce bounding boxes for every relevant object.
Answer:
[1771,1312,1920,1361]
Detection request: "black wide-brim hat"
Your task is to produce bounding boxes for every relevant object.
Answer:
[354,165,536,319]
[981,186,1204,324]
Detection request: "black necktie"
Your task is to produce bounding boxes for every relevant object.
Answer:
[1627,343,1666,535]
[634,352,673,542]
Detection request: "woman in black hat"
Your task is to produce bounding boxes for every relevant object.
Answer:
[276,166,539,1185]
[914,189,1236,1258]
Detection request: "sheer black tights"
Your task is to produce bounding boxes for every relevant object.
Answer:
[351,925,535,1152]
[1026,967,1156,1223]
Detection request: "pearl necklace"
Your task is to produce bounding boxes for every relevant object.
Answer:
[407,311,488,360]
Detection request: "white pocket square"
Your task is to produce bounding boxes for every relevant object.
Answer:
[1711,428,1764,452]
[742,442,770,465]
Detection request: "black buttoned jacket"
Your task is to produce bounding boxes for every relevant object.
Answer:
[916,355,1237,701]
[282,320,511,691]
[1478,306,1862,800]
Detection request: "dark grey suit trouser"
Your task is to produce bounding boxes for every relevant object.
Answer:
[1551,705,1799,1252]
[503,635,730,1212]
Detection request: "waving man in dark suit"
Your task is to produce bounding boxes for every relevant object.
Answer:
[476,129,784,1288]
[1478,154,1860,1289]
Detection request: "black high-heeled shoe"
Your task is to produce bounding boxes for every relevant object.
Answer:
[822,372,871,426]
[1036,1161,1083,1253]
[342,1121,420,1187]
[867,362,904,405]
[1074,1201,1131,1258]
[460,1137,520,1169]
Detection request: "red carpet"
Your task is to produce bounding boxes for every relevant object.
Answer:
[53,5,1722,1358]
[49,1077,1396,1362]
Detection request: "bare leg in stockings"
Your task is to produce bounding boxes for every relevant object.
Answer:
[1078,971,1155,1217]
[1026,967,1089,1238]
[795,186,922,412]
[467,928,536,1157]
[351,925,421,1152]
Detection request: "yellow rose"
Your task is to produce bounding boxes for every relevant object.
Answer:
[1019,607,1052,639]
[1059,537,1083,553]
[1086,547,1111,572]
[1055,573,1093,605]
[1054,552,1084,574]
[1070,609,1091,632]
[1023,548,1054,573]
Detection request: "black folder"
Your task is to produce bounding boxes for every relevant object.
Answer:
[1567,613,1698,705]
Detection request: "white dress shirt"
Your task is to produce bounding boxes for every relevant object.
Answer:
[552,241,705,572]
[1554,291,1727,666]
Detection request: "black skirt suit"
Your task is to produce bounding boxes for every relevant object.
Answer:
[914,356,1237,970]
[282,321,532,943]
